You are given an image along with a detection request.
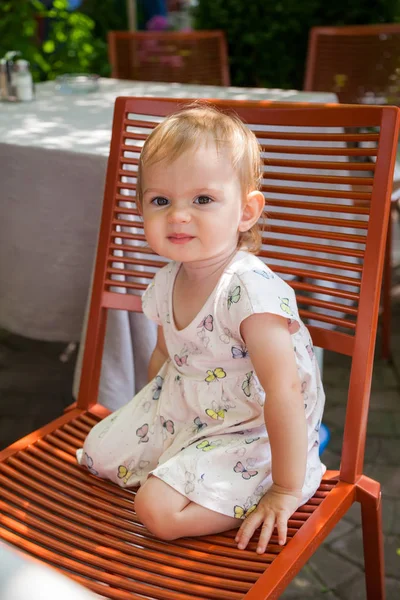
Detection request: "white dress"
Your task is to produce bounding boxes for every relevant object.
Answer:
[77,251,326,519]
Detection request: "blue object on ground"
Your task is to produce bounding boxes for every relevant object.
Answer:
[319,422,330,455]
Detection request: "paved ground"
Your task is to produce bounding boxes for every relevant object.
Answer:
[1,216,399,599]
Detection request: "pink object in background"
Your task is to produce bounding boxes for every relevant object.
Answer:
[146,15,169,31]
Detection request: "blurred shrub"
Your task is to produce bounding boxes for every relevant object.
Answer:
[193,0,400,88]
[4,0,399,86]
[0,0,111,81]
[80,0,127,40]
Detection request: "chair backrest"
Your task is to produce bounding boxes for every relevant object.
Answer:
[77,97,399,486]
[304,24,400,104]
[108,30,230,86]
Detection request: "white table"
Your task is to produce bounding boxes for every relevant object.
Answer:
[0,79,337,408]
[0,542,96,599]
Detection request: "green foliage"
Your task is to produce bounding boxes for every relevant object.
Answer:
[0,0,110,81]
[0,1,44,79]
[4,0,399,87]
[80,0,127,37]
[193,0,400,89]
[79,0,128,75]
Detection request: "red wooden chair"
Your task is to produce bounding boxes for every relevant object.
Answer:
[108,30,230,86]
[303,24,400,105]
[0,98,398,599]
[304,23,400,359]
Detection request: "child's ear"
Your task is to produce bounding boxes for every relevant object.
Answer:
[238,190,265,232]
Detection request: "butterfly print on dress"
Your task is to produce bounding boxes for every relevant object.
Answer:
[136,424,149,443]
[205,368,226,383]
[219,327,232,344]
[117,459,150,484]
[197,314,213,347]
[227,285,241,309]
[160,416,175,436]
[152,376,164,400]
[198,314,213,331]
[242,371,253,397]
[196,439,222,452]
[279,297,293,316]
[253,269,275,280]
[84,453,98,476]
[233,459,258,480]
[231,345,249,359]
[205,401,226,421]
[193,416,208,434]
[174,354,188,367]
[184,471,196,494]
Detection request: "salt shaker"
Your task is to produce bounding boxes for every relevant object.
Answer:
[0,59,8,100]
[15,59,34,102]
[4,50,20,101]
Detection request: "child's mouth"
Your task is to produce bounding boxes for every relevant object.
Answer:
[168,234,195,244]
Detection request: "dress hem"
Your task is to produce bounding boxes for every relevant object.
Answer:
[150,472,243,520]
[151,468,326,521]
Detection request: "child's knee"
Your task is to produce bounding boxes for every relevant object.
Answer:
[134,487,178,541]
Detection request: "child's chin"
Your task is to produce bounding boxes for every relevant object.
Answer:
[166,241,196,254]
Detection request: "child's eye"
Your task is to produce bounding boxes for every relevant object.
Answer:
[194,195,213,205]
[151,197,169,206]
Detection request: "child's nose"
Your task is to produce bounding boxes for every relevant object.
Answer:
[167,206,191,224]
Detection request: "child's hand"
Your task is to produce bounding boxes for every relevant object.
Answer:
[235,484,302,554]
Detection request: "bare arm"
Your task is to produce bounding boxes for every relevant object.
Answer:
[244,313,307,491]
[236,312,308,551]
[148,326,169,381]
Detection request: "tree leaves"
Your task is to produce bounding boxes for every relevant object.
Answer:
[0,0,108,81]
[193,0,400,89]
[43,40,55,54]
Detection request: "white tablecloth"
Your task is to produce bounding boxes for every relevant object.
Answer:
[0,542,96,599]
[0,78,337,408]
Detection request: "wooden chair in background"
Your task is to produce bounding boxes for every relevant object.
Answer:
[0,98,398,599]
[108,30,230,86]
[303,24,400,104]
[304,23,400,359]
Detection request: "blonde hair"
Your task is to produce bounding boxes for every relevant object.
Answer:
[136,102,264,253]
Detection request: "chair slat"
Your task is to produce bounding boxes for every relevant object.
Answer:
[262,184,370,201]
[265,199,370,215]
[298,309,356,330]
[262,250,363,272]
[266,237,365,258]
[265,172,373,186]
[291,280,359,302]
[264,158,375,171]
[259,144,377,156]
[266,224,366,244]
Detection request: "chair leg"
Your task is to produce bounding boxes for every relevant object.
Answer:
[381,210,392,360]
[357,476,385,600]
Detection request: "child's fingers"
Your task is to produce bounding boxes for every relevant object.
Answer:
[235,511,264,550]
[256,512,276,554]
[276,513,288,546]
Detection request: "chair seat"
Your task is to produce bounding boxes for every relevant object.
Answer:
[0,411,338,600]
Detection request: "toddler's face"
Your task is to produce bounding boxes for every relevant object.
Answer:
[141,140,246,263]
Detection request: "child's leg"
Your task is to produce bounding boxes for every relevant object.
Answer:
[135,476,239,540]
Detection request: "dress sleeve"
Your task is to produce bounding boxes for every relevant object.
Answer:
[226,268,301,340]
[141,279,162,325]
